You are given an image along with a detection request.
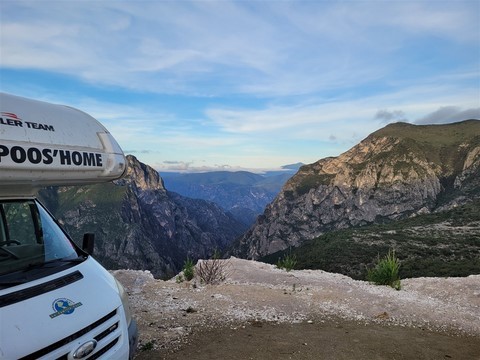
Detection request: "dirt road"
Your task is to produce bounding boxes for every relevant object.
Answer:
[112,257,480,359]
[136,320,480,360]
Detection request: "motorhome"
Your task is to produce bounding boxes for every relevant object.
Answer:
[0,93,138,359]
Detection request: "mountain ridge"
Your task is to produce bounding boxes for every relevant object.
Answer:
[232,120,480,259]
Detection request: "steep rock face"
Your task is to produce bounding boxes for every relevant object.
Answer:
[122,155,166,191]
[40,155,246,278]
[233,120,480,258]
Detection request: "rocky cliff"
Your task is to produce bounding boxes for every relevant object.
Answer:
[233,120,480,258]
[39,155,247,278]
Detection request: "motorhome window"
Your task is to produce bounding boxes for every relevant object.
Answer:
[36,201,76,261]
[2,201,38,245]
[0,200,78,276]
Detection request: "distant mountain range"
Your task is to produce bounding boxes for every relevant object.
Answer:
[161,164,302,226]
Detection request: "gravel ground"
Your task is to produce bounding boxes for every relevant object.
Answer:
[112,257,480,359]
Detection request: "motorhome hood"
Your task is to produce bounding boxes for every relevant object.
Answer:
[0,93,126,191]
[0,258,124,359]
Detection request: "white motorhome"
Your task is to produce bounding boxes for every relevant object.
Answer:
[0,93,138,359]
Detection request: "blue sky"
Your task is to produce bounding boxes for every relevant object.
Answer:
[1,0,479,173]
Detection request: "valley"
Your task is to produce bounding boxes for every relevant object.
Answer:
[38,120,480,281]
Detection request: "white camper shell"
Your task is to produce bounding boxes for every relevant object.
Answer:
[0,93,125,194]
[0,93,137,359]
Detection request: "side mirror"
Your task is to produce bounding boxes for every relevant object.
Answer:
[82,233,95,255]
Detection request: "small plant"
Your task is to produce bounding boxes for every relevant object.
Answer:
[175,274,184,283]
[140,340,155,351]
[196,251,230,285]
[276,251,297,272]
[367,249,401,290]
[183,258,195,281]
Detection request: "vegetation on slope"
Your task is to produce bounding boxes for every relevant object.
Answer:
[287,120,480,196]
[261,199,480,279]
[369,120,480,174]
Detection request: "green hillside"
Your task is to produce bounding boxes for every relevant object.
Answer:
[369,120,480,173]
[370,120,479,146]
[261,199,480,279]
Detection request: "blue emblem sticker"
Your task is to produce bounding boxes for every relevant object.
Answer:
[50,298,83,318]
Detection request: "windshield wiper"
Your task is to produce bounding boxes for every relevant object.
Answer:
[0,247,19,260]
[0,279,27,288]
[0,256,86,290]
[0,270,41,288]
[24,256,86,271]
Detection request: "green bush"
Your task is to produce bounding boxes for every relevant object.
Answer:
[277,252,297,272]
[140,340,154,351]
[183,258,195,281]
[367,249,401,290]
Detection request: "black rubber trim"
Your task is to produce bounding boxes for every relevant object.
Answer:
[0,270,83,308]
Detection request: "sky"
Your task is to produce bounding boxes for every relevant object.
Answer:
[1,0,479,173]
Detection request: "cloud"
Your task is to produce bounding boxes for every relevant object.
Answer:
[374,109,407,123]
[157,160,240,173]
[1,1,478,97]
[125,150,155,155]
[163,160,186,165]
[160,160,194,171]
[156,159,290,174]
[207,98,387,138]
[1,1,479,171]
[414,107,480,125]
[383,2,479,43]
[206,78,479,139]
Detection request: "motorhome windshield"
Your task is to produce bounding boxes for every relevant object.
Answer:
[0,199,81,278]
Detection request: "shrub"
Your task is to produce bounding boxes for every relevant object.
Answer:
[276,252,297,272]
[196,251,230,285]
[183,258,195,281]
[367,249,401,290]
[140,340,155,351]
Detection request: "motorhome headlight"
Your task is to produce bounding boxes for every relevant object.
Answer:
[114,278,132,326]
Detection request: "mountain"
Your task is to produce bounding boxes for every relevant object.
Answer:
[39,155,247,279]
[161,164,301,226]
[232,120,480,260]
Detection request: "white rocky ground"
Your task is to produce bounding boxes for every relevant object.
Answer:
[112,257,480,353]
